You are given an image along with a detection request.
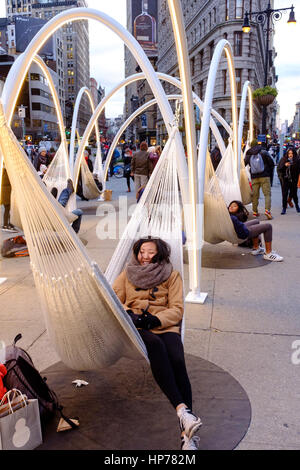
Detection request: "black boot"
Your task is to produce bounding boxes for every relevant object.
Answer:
[281,208,286,215]
[296,204,300,213]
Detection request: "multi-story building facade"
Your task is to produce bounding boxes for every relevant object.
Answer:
[126,0,277,146]
[157,0,277,144]
[291,102,300,139]
[6,0,90,136]
[0,15,64,143]
[125,0,158,146]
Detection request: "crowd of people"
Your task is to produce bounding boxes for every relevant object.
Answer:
[117,141,162,200]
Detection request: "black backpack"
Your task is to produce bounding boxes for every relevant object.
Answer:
[3,334,77,429]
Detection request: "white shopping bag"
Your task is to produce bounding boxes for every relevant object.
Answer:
[0,397,42,450]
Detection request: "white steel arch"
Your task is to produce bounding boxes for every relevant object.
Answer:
[0,54,69,201]
[104,94,227,183]
[1,7,205,295]
[73,70,232,189]
[69,86,102,178]
[238,80,254,175]
[197,39,238,287]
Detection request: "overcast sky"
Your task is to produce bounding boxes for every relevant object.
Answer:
[0,0,299,125]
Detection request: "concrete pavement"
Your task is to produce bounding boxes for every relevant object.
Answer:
[1,173,300,450]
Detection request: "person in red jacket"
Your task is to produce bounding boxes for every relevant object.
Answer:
[0,364,7,401]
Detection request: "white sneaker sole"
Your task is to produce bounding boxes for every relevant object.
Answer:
[264,256,283,262]
[186,418,202,439]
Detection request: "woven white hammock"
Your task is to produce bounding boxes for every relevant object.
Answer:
[0,101,148,370]
[240,143,252,205]
[105,126,186,340]
[215,139,242,206]
[43,143,76,213]
[204,153,247,245]
[80,158,101,200]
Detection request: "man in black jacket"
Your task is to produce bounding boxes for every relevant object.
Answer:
[244,143,274,219]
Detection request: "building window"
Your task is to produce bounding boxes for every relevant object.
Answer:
[234,31,243,56]
[209,41,214,61]
[248,32,252,57]
[198,80,204,100]
[235,0,244,19]
[190,56,195,76]
[236,69,242,93]
[225,0,230,21]
[222,70,227,94]
[199,49,204,71]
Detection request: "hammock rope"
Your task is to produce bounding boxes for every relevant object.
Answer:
[0,100,147,370]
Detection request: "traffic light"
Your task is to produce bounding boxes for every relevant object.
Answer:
[65,128,71,138]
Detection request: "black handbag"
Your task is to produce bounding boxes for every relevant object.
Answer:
[123,163,131,178]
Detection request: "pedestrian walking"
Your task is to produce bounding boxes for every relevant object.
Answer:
[131,141,151,199]
[123,146,134,192]
[0,165,17,232]
[244,141,274,219]
[34,146,49,173]
[113,237,202,450]
[148,145,161,176]
[277,147,300,215]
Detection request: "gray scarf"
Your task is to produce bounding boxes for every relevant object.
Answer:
[126,254,173,289]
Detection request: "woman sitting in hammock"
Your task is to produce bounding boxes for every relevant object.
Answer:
[228,200,283,262]
[113,237,202,451]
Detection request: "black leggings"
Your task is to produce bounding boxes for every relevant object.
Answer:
[139,330,192,410]
[3,204,10,226]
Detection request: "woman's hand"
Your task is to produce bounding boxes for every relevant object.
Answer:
[126,309,161,330]
[139,309,161,330]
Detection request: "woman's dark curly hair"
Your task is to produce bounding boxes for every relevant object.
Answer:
[133,237,171,264]
[284,147,297,161]
[228,200,249,222]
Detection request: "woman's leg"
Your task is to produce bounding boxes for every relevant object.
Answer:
[290,182,299,209]
[139,329,185,409]
[159,332,193,410]
[245,220,260,228]
[3,204,10,226]
[126,175,131,191]
[247,223,273,253]
[281,180,289,210]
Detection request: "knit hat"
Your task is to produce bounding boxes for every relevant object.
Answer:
[39,146,47,153]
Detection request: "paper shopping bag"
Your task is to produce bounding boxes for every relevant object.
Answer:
[0,399,42,450]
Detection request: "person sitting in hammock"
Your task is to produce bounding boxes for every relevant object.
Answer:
[228,200,283,262]
[113,237,202,451]
[51,179,83,234]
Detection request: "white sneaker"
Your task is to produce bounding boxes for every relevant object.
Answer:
[181,434,200,451]
[263,251,283,262]
[251,246,264,256]
[178,408,202,439]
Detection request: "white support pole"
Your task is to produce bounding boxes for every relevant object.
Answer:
[70,87,102,179]
[104,94,227,183]
[197,40,238,277]
[167,0,206,304]
[238,81,254,175]
[0,54,69,199]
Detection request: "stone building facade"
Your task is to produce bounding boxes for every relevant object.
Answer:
[126,0,278,146]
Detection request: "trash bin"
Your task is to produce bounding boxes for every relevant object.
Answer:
[103,190,112,201]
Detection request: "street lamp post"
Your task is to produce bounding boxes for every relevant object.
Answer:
[242,2,296,136]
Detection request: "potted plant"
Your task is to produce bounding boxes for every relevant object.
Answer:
[253,86,278,106]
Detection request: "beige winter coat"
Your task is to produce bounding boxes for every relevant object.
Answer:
[113,270,184,335]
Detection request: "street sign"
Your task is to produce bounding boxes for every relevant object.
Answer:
[18,106,26,118]
[257,134,266,143]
